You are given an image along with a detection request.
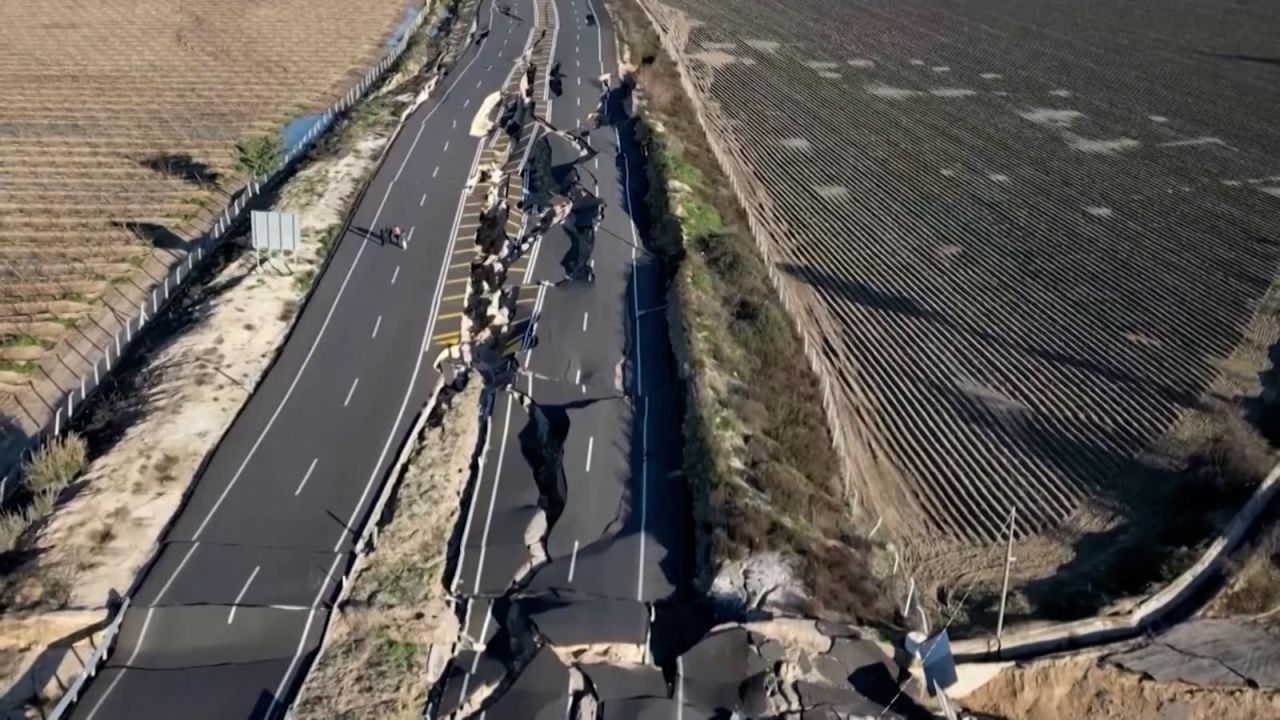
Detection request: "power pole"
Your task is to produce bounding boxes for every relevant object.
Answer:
[996,505,1017,641]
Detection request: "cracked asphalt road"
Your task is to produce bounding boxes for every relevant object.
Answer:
[67,3,536,717]
[441,0,694,715]
[450,0,687,627]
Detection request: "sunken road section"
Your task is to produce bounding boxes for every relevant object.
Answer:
[638,0,1280,564]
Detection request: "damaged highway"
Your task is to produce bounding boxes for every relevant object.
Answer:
[422,1,928,718]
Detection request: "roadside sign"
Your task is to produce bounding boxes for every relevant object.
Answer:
[251,210,300,252]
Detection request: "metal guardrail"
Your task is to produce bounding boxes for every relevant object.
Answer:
[46,597,130,719]
[39,7,434,718]
[0,3,432,507]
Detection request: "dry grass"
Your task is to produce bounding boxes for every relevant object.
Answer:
[610,0,893,625]
[1208,521,1280,620]
[22,434,87,495]
[0,435,87,554]
[293,381,480,719]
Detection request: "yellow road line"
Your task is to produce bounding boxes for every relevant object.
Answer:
[441,293,467,302]
[432,332,460,342]
[435,312,463,321]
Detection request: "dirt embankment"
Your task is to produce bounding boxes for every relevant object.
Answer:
[606,0,897,627]
[965,654,1280,720]
[293,380,480,719]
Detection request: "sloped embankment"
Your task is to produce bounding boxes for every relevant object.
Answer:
[609,0,897,626]
[292,380,482,719]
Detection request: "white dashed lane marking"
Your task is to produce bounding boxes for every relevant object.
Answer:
[294,458,319,496]
[226,566,261,624]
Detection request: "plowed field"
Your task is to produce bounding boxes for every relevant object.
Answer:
[0,0,410,402]
[635,0,1280,604]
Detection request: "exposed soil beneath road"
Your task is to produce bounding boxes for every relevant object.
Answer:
[964,654,1280,720]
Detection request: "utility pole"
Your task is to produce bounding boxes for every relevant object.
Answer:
[996,505,1017,641]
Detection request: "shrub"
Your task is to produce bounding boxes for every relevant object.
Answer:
[0,510,31,553]
[235,133,284,177]
[23,433,87,495]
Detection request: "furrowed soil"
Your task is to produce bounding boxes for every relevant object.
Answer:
[628,0,1280,631]
[0,0,414,470]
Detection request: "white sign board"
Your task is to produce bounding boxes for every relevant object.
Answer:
[251,210,300,252]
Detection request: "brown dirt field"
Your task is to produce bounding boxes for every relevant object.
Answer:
[629,0,1280,630]
[0,0,414,443]
[964,655,1280,720]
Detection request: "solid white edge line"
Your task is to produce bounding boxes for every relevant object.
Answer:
[546,0,561,118]
[677,654,685,719]
[227,565,261,624]
[636,395,648,600]
[294,458,319,496]
[265,553,343,719]
[473,393,516,595]
[452,410,495,594]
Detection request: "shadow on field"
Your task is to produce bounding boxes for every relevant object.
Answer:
[112,221,194,252]
[138,153,223,189]
[1203,51,1280,67]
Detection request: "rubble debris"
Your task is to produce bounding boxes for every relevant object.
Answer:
[579,661,670,702]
